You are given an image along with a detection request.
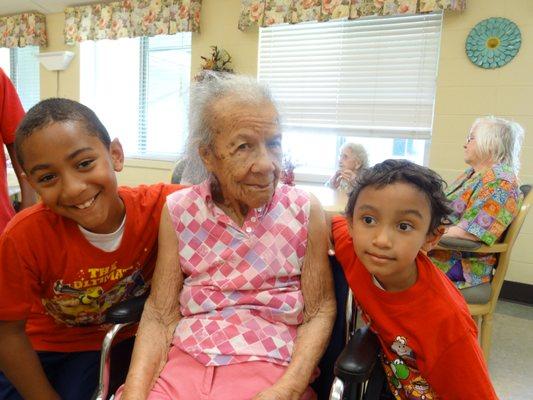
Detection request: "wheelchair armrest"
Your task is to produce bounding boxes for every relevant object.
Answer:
[436,236,482,251]
[104,294,149,324]
[334,326,380,384]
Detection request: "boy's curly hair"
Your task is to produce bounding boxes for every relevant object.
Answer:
[345,159,453,234]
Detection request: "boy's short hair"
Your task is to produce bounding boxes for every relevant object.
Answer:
[345,159,452,234]
[14,98,111,167]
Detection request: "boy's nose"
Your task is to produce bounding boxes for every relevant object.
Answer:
[372,228,392,248]
[60,173,88,202]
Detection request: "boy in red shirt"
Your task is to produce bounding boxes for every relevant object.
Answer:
[0,98,182,400]
[331,159,498,399]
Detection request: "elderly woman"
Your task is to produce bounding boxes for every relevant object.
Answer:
[117,74,336,400]
[430,116,524,289]
[326,142,368,193]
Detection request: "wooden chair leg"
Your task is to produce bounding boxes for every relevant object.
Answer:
[480,313,493,362]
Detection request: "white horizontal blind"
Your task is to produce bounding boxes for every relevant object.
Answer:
[12,46,40,111]
[258,13,443,140]
[0,47,39,111]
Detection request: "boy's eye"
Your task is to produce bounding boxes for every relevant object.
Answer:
[398,222,414,231]
[38,174,56,184]
[362,216,375,225]
[77,159,94,169]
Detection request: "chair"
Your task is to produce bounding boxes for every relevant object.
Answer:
[434,184,532,360]
[92,295,148,400]
[170,156,188,184]
[93,256,351,400]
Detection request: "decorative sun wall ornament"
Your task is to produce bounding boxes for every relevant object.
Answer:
[465,17,521,69]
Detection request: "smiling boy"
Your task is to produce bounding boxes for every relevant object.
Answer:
[331,159,498,399]
[0,98,182,400]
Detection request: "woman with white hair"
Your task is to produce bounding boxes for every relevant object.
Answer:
[117,73,335,399]
[430,116,524,289]
[326,142,368,193]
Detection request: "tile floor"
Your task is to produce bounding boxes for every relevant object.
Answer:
[489,300,533,400]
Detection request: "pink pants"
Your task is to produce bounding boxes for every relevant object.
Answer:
[115,345,317,400]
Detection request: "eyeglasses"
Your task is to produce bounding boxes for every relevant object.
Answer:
[465,134,476,144]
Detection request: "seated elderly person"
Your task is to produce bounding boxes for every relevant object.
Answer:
[117,74,336,400]
[430,116,524,289]
[326,142,368,193]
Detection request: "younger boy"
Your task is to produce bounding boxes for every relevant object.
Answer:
[331,159,498,399]
[0,98,182,400]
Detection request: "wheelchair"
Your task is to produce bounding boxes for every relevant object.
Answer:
[93,255,361,400]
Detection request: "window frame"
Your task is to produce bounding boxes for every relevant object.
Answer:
[80,34,192,161]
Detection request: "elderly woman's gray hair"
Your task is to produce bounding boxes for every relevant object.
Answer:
[472,116,524,174]
[342,142,369,171]
[181,72,277,184]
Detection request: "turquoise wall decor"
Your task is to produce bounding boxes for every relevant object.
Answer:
[465,17,521,69]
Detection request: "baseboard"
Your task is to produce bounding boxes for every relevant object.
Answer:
[499,280,533,305]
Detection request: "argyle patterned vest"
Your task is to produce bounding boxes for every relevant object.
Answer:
[166,181,310,366]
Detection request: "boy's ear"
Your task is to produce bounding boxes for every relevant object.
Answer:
[421,225,445,252]
[109,139,124,172]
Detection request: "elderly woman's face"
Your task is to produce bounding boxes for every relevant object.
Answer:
[201,97,282,212]
[339,147,360,171]
[463,123,484,166]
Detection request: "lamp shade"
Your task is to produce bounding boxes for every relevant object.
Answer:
[36,51,75,71]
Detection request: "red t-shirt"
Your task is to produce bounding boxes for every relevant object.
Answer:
[332,216,498,400]
[0,183,182,352]
[0,68,25,232]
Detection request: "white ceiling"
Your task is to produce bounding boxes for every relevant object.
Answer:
[0,0,100,15]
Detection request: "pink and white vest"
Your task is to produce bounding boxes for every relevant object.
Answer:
[166,181,310,366]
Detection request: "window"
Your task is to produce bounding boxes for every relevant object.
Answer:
[258,13,443,182]
[0,46,40,111]
[80,33,191,159]
[0,46,40,170]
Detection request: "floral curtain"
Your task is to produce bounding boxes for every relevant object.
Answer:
[0,13,47,48]
[238,0,465,31]
[64,0,202,44]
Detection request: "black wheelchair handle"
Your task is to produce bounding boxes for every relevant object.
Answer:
[104,293,149,324]
[334,326,380,383]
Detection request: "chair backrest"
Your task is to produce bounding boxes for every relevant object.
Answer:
[171,156,188,184]
[488,184,532,309]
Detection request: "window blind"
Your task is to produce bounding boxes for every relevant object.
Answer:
[12,46,40,111]
[258,13,443,140]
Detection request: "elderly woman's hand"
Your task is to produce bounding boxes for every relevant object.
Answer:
[252,382,302,400]
[339,168,356,183]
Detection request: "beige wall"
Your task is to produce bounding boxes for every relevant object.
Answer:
[191,0,258,77]
[40,0,532,284]
[430,0,533,284]
[40,12,79,100]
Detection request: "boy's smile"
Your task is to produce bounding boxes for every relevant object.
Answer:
[351,182,438,292]
[20,121,125,234]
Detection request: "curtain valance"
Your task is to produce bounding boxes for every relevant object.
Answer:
[238,0,465,31]
[65,0,202,44]
[0,12,47,48]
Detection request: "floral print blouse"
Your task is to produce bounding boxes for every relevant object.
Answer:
[430,164,521,289]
